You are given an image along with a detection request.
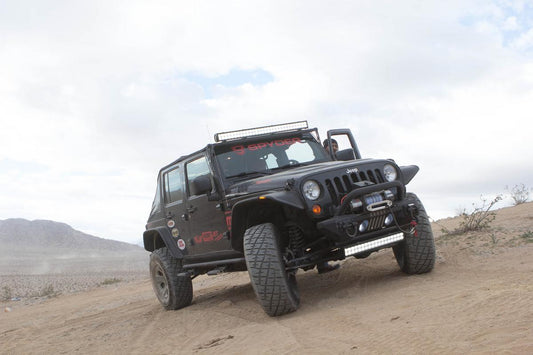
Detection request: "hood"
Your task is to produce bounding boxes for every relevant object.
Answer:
[226,158,384,196]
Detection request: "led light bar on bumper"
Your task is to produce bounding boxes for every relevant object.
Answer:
[214,121,308,142]
[344,233,404,256]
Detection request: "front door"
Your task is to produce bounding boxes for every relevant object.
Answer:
[183,154,231,257]
[326,129,362,160]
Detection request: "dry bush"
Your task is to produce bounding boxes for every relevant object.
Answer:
[2,286,12,301]
[521,231,533,243]
[100,278,122,286]
[443,195,502,235]
[36,284,60,298]
[505,183,530,205]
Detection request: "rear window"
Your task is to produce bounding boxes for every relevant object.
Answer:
[164,167,184,203]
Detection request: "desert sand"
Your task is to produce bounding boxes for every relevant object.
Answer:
[1,203,532,354]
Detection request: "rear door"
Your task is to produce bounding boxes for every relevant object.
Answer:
[161,163,189,253]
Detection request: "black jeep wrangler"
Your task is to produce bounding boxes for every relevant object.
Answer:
[144,121,435,316]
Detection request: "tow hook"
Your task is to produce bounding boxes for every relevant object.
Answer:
[407,203,419,236]
[410,220,418,237]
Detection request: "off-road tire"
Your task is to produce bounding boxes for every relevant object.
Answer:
[244,223,300,316]
[150,247,193,310]
[393,193,436,274]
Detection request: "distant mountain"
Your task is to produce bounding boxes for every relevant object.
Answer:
[0,218,142,252]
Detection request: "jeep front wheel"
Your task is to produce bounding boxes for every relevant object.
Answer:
[393,193,436,274]
[243,223,300,316]
[150,247,193,310]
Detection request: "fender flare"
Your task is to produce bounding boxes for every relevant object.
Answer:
[143,227,184,259]
[400,165,419,185]
[230,191,305,252]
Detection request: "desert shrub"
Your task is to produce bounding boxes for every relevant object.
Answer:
[505,183,530,205]
[443,195,502,235]
[459,195,502,232]
[2,286,12,301]
[520,231,533,243]
[38,284,60,298]
[100,278,122,286]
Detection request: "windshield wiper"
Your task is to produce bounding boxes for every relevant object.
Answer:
[272,162,306,170]
[226,171,272,179]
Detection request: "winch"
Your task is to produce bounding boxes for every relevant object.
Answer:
[349,189,395,212]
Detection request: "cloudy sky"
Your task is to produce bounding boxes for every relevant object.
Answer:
[1,0,532,244]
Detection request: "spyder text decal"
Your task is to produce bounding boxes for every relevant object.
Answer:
[231,137,301,155]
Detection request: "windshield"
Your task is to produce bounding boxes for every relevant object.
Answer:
[215,134,329,178]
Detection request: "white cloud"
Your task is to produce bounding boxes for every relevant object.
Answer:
[511,28,533,49]
[503,16,520,30]
[1,0,533,242]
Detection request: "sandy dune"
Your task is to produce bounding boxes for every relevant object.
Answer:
[1,203,532,354]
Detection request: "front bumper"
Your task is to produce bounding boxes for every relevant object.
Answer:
[285,230,407,272]
[316,182,416,244]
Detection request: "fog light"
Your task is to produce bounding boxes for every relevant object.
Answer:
[350,199,363,210]
[359,220,369,233]
[384,213,394,226]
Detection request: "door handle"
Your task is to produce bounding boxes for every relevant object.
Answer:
[187,206,197,213]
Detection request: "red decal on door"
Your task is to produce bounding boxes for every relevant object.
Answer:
[225,211,232,230]
[193,231,223,244]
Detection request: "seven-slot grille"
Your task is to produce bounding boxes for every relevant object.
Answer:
[324,169,385,205]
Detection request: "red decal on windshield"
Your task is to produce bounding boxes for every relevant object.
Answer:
[230,137,301,155]
[232,145,245,155]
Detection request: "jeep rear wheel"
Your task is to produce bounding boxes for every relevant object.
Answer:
[244,223,300,316]
[393,193,436,274]
[150,247,193,310]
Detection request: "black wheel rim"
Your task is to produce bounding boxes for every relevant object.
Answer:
[152,264,169,304]
[283,249,300,302]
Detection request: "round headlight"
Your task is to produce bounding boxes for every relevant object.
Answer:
[302,180,321,200]
[383,164,397,182]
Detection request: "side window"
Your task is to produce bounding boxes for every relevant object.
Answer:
[186,156,211,196]
[164,166,184,204]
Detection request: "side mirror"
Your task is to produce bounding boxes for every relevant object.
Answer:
[190,175,212,196]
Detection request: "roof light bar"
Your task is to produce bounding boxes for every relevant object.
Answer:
[344,233,404,256]
[214,121,308,142]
